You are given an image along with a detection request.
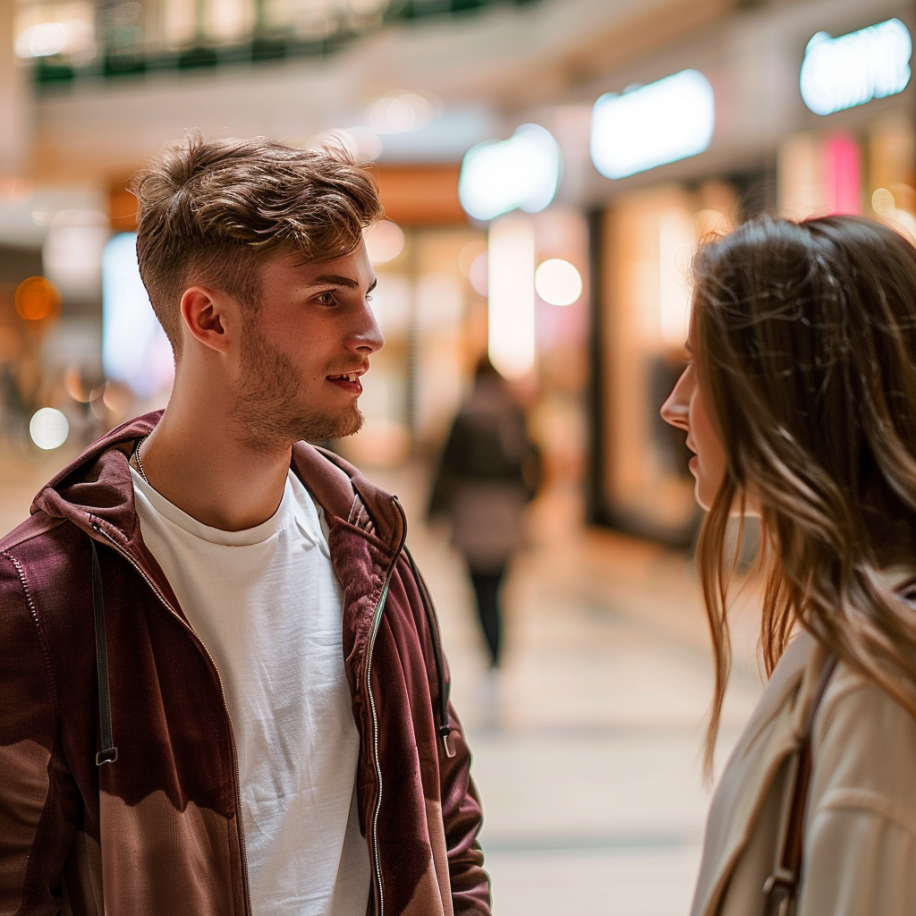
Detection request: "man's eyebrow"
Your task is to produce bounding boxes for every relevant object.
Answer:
[310,275,378,294]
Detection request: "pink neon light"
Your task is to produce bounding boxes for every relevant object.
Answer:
[824,133,862,215]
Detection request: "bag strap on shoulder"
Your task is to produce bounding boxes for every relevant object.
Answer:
[763,652,837,916]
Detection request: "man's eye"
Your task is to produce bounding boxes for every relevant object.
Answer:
[317,292,336,306]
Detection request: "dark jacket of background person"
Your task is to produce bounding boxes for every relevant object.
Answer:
[0,412,490,916]
[428,364,541,672]
[428,367,541,574]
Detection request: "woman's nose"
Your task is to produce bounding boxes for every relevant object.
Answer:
[661,373,690,431]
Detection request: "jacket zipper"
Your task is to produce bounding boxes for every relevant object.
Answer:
[92,524,253,916]
[366,576,392,916]
[366,497,408,916]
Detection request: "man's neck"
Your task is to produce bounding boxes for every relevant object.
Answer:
[137,399,293,532]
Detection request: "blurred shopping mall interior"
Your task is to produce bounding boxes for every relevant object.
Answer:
[0,0,913,912]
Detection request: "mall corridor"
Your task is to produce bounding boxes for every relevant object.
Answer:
[0,454,764,916]
[390,471,764,916]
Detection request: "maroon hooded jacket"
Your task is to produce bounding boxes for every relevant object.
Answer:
[0,413,490,916]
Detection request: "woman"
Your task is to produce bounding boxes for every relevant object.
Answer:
[429,356,540,670]
[661,215,916,916]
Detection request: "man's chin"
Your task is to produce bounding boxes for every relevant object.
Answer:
[301,408,364,444]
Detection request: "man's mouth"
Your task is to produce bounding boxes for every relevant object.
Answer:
[327,370,365,394]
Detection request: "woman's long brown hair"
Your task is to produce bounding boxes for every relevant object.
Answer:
[693,215,916,774]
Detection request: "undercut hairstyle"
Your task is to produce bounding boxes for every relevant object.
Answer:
[692,215,916,773]
[130,132,384,356]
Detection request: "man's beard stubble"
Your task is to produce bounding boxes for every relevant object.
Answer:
[229,326,364,451]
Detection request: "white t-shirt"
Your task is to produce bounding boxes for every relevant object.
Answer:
[131,467,371,916]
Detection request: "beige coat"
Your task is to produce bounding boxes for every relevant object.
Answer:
[691,626,916,916]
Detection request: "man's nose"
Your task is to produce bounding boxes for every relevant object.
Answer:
[353,303,384,353]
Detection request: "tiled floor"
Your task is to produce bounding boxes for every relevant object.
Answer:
[0,452,766,916]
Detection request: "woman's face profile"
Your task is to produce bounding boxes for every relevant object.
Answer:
[660,311,727,511]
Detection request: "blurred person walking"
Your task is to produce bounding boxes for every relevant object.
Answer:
[662,215,916,916]
[429,357,541,671]
[0,135,489,916]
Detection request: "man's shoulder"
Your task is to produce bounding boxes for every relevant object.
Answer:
[0,511,68,556]
[0,511,80,622]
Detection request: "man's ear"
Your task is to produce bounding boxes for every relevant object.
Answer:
[179,286,232,353]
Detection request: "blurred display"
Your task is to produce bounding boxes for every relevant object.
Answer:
[590,70,715,180]
[459,124,561,222]
[487,214,535,380]
[101,232,173,402]
[800,19,911,117]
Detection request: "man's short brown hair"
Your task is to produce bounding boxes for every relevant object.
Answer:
[130,132,384,355]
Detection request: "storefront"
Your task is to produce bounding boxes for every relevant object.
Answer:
[581,0,916,544]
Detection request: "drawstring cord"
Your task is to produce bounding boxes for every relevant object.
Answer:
[404,546,455,758]
[90,532,118,766]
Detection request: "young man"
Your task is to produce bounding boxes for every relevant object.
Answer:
[0,135,490,916]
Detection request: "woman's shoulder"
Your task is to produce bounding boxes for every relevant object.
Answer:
[809,656,916,833]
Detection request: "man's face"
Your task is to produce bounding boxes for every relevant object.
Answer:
[230,239,383,449]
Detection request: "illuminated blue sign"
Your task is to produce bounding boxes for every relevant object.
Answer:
[459,124,561,221]
[590,70,715,180]
[800,19,912,116]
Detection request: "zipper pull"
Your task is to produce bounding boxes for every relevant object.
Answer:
[440,724,456,759]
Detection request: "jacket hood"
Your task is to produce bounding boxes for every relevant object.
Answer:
[29,410,406,556]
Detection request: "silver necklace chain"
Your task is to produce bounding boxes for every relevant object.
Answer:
[134,437,150,483]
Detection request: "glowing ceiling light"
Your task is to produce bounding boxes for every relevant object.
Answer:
[800,19,912,116]
[459,124,561,222]
[29,408,69,450]
[535,259,582,306]
[590,70,715,179]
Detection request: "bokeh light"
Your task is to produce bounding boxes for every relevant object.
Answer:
[29,408,69,450]
[367,91,438,135]
[535,259,583,306]
[14,276,62,322]
[800,19,911,116]
[469,253,488,297]
[459,124,562,221]
[458,240,487,278]
[364,220,406,264]
[590,70,715,179]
